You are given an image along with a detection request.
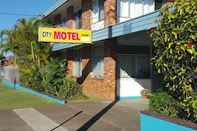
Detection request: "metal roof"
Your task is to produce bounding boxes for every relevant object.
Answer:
[43,0,69,18]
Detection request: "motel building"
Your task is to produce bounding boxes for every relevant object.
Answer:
[42,0,174,100]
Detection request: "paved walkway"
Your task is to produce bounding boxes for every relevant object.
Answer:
[14,108,68,131]
[0,99,148,131]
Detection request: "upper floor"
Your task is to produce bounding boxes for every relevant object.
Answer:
[43,0,173,31]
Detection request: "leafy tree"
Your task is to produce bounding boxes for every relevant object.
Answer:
[0,18,51,86]
[0,18,82,100]
[37,59,81,99]
[150,0,197,122]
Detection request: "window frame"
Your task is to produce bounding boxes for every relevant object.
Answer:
[92,0,105,24]
[74,10,82,29]
[117,0,130,19]
[117,0,155,23]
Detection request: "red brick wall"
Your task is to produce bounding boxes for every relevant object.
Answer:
[66,0,92,77]
[65,4,81,77]
[81,0,117,28]
[66,0,118,100]
[81,0,92,29]
[78,40,117,100]
[104,0,117,26]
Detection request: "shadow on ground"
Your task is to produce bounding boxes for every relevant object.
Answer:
[76,101,117,131]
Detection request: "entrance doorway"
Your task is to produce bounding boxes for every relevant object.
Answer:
[117,54,151,99]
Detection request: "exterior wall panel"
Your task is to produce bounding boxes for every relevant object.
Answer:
[77,40,117,100]
[81,0,92,29]
[47,0,161,100]
[104,0,116,26]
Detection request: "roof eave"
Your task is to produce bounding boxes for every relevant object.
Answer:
[42,0,69,19]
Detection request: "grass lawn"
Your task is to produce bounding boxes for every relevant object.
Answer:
[0,84,58,110]
[68,95,103,103]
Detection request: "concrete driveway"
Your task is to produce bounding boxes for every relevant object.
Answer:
[0,99,148,131]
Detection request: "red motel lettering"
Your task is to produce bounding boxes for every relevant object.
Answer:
[54,31,80,40]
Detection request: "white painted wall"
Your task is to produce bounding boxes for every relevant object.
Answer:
[117,54,152,98]
[118,78,152,97]
[120,78,143,97]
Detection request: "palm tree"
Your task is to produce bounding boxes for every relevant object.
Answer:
[0,18,52,86]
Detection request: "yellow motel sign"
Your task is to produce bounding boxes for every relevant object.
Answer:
[38,27,92,44]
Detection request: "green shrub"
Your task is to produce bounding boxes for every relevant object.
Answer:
[55,78,82,99]
[150,0,197,122]
[151,0,197,100]
[0,19,52,89]
[176,96,197,123]
[150,92,177,117]
[0,18,82,101]
[30,59,82,100]
[150,91,197,123]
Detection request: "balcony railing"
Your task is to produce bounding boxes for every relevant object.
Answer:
[91,7,159,31]
[92,10,160,42]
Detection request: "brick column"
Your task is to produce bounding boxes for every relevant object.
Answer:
[81,0,92,29]
[66,6,76,28]
[104,39,117,100]
[104,0,116,26]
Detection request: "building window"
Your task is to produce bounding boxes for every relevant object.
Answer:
[92,0,104,23]
[75,10,82,29]
[118,0,130,20]
[72,51,82,77]
[91,46,104,79]
[117,0,155,23]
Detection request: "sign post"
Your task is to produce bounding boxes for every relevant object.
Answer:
[38,27,92,44]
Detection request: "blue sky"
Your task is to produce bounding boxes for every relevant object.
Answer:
[0,0,57,30]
